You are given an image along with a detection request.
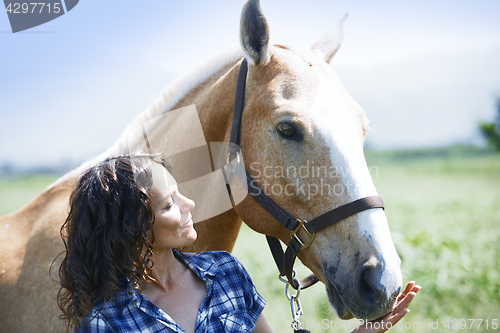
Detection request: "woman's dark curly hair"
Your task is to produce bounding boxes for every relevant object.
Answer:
[57,154,166,331]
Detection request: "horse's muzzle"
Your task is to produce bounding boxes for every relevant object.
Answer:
[324,256,401,321]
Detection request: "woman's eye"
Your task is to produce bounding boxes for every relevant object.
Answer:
[164,202,173,211]
[276,123,303,141]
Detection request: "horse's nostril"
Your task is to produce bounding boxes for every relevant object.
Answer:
[355,259,386,307]
[357,267,381,305]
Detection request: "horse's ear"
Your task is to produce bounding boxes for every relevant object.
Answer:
[311,13,349,63]
[240,0,270,66]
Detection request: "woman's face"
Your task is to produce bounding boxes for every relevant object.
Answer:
[148,167,196,250]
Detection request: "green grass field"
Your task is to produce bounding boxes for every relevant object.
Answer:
[1,146,499,332]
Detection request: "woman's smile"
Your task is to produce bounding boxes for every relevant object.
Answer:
[180,217,193,229]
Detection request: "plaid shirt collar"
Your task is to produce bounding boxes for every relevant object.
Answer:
[112,251,224,313]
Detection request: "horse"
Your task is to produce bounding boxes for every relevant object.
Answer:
[0,0,402,331]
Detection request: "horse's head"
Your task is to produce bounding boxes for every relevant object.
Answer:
[236,0,402,321]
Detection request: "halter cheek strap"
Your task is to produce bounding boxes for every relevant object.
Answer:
[227,57,385,290]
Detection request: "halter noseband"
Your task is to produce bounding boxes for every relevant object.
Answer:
[226,58,385,290]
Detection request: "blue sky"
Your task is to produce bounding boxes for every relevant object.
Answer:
[1,0,500,168]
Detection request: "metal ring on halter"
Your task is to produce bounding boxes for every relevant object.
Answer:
[285,280,301,300]
[226,151,241,165]
[278,269,296,284]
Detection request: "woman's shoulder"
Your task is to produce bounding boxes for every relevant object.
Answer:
[179,251,243,274]
[181,250,237,262]
[201,250,237,260]
[75,288,141,332]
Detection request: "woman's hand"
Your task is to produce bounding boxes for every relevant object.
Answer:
[352,281,421,333]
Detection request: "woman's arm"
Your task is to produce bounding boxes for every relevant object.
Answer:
[252,313,273,333]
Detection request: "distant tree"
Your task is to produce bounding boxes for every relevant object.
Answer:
[479,97,500,151]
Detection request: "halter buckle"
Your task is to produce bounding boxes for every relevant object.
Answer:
[290,219,315,251]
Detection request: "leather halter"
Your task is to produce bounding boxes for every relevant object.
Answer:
[227,58,385,290]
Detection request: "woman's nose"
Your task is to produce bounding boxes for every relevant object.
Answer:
[179,193,195,213]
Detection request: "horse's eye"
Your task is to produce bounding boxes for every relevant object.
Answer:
[277,123,295,137]
[276,123,303,141]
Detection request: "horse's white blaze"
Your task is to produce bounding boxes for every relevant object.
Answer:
[310,68,374,200]
[311,63,402,289]
[357,209,402,289]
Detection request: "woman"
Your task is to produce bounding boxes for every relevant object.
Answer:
[58,154,419,333]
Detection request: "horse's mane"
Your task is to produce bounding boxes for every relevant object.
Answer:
[51,48,243,187]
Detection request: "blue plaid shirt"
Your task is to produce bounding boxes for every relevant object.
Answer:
[75,251,266,333]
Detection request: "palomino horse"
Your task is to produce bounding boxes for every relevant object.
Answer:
[0,0,402,331]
